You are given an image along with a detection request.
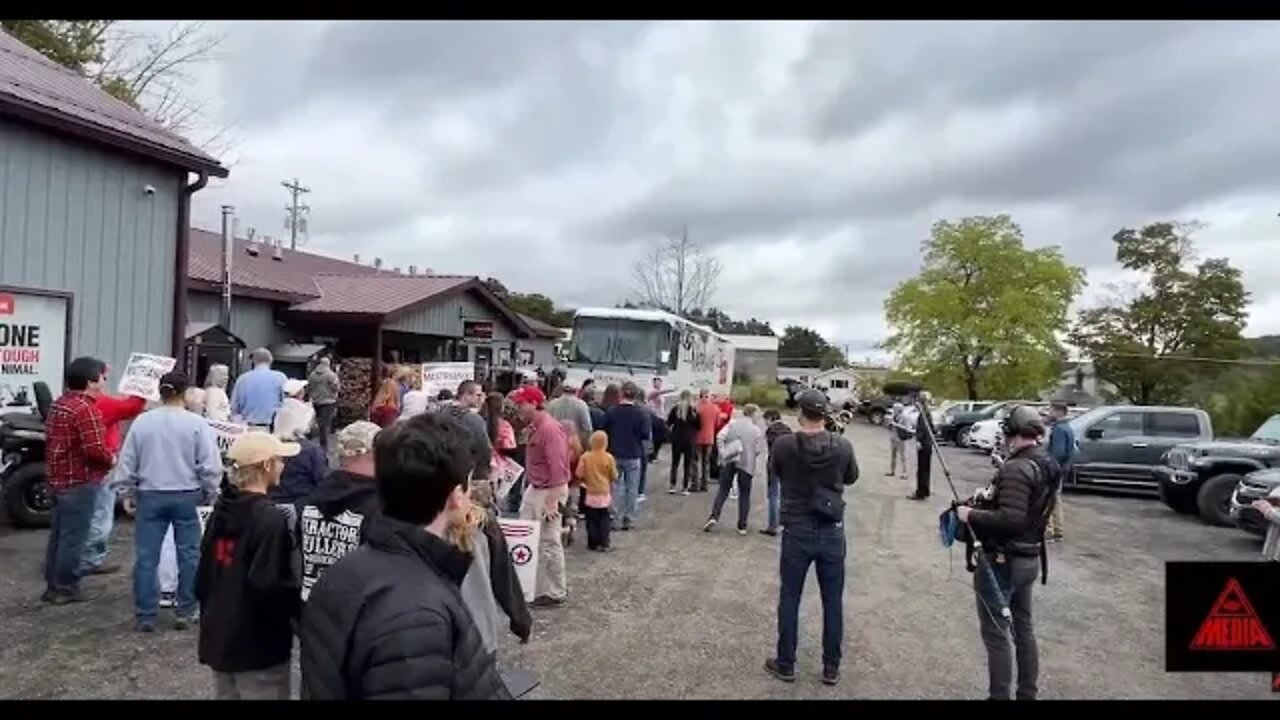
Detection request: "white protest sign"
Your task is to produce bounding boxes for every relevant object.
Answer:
[492,456,524,503]
[421,362,474,400]
[117,352,176,401]
[197,505,214,534]
[498,518,541,603]
[206,418,247,456]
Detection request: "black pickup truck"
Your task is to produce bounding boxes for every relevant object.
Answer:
[1156,413,1280,527]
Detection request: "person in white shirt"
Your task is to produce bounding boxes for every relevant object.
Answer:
[203,365,231,422]
[274,379,315,441]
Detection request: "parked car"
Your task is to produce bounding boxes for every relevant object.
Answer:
[1230,468,1280,536]
[931,400,993,429]
[939,400,1033,446]
[1157,413,1280,527]
[1068,405,1213,498]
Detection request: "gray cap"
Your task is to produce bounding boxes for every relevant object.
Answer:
[337,421,381,457]
[796,388,828,414]
[1001,405,1046,439]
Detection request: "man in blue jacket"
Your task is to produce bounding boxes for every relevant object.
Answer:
[1044,402,1075,542]
[600,381,651,531]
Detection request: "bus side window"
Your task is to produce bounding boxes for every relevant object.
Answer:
[668,330,680,369]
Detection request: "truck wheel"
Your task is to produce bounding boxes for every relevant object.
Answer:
[3,462,53,529]
[868,409,885,426]
[1195,473,1242,527]
[956,426,972,447]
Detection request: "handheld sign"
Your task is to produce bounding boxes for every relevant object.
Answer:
[497,518,541,603]
[421,362,474,401]
[117,352,177,401]
[492,456,524,503]
[206,418,247,456]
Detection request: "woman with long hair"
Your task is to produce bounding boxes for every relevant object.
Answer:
[667,389,700,495]
[369,374,401,428]
[446,481,532,661]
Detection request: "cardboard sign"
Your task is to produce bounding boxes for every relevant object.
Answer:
[497,518,541,603]
[117,352,177,401]
[492,456,524,502]
[206,418,248,455]
[421,362,474,400]
[0,290,69,405]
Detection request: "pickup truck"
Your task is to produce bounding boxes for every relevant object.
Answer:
[1157,413,1280,527]
[1068,405,1213,497]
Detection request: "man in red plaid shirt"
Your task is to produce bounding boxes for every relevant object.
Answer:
[42,357,116,604]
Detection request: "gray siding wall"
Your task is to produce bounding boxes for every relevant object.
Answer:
[0,117,182,386]
[385,289,519,341]
[518,338,558,368]
[187,291,286,351]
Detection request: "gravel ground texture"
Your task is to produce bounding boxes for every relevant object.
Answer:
[0,420,1273,699]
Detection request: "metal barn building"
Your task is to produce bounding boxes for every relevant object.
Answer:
[725,334,780,383]
[0,30,226,399]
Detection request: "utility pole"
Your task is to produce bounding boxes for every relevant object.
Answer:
[281,177,311,250]
[220,205,235,330]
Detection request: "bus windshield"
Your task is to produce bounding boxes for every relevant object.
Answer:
[571,316,669,368]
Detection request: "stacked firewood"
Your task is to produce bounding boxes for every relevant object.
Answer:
[336,356,374,427]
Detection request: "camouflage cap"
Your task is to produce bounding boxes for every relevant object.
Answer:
[337,420,381,457]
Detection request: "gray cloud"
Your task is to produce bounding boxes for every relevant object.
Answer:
[182,20,1280,355]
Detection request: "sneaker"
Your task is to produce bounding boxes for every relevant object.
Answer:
[638,494,647,503]
[600,545,615,553]
[135,621,156,633]
[681,489,691,496]
[174,614,199,631]
[530,595,566,609]
[764,658,796,683]
[40,589,57,604]
[668,487,678,495]
[822,666,840,686]
[158,592,176,609]
[759,528,779,537]
[702,518,717,532]
[737,528,748,536]
[621,519,632,531]
[729,488,739,500]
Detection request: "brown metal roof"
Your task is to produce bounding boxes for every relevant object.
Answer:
[187,227,389,300]
[0,29,226,176]
[290,274,474,315]
[518,313,564,340]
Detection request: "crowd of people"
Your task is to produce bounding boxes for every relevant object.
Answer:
[45,347,1250,701]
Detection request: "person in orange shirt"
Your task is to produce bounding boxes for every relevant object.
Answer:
[694,390,720,493]
[575,431,617,552]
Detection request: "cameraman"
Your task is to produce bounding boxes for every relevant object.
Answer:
[955,405,1059,701]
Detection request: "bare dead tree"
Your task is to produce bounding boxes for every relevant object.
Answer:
[631,226,722,317]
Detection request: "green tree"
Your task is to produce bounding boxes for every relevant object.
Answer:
[885,214,1085,400]
[484,278,574,328]
[778,326,845,369]
[1070,221,1249,405]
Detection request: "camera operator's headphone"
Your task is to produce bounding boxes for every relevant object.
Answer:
[1001,405,1046,439]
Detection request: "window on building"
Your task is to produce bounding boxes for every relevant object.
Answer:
[830,378,849,389]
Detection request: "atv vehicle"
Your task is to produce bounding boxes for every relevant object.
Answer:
[0,381,53,527]
[1156,413,1280,527]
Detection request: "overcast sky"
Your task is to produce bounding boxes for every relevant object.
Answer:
[165,20,1280,358]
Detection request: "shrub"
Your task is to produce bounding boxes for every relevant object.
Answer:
[732,381,788,410]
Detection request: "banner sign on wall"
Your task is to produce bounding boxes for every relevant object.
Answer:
[0,289,69,406]
[421,362,474,400]
[118,352,177,401]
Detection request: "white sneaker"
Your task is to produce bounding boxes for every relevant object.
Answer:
[638,494,647,503]
[729,488,739,500]
[158,592,176,609]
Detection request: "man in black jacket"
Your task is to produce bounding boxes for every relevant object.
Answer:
[298,421,382,603]
[956,405,1059,701]
[908,391,935,501]
[764,390,859,687]
[299,413,511,700]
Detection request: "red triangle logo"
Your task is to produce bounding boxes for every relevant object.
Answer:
[1190,578,1276,651]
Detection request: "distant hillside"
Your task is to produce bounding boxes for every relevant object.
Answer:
[1249,335,1280,358]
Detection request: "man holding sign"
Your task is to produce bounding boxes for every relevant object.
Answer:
[116,372,223,632]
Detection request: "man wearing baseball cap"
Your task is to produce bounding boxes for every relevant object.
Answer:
[512,385,570,607]
[297,421,383,603]
[197,430,301,700]
[764,388,859,688]
[115,371,223,632]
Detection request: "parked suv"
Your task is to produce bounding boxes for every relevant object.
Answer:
[1230,468,1280,535]
[1068,406,1213,496]
[1157,413,1280,527]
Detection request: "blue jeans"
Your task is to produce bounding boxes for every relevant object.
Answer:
[710,466,753,530]
[81,480,117,572]
[766,475,781,531]
[134,490,203,622]
[44,484,98,595]
[776,522,846,670]
[612,458,642,524]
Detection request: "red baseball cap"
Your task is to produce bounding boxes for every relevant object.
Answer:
[512,386,546,408]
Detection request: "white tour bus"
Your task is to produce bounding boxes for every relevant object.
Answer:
[565,308,735,412]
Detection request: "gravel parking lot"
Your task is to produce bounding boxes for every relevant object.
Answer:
[0,420,1273,699]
